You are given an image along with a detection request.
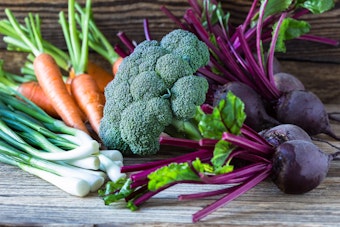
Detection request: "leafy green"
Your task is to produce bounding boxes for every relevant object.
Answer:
[148,162,200,191]
[201,0,230,31]
[147,156,234,192]
[192,158,214,174]
[199,91,245,170]
[198,91,246,139]
[263,0,293,18]
[297,0,335,14]
[274,18,310,52]
[99,178,133,205]
[211,139,234,170]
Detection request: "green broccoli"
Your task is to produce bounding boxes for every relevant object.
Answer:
[160,29,210,72]
[99,29,210,156]
[171,75,209,120]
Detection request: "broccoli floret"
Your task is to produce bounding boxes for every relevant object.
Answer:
[99,29,210,156]
[155,53,194,87]
[120,98,172,155]
[160,29,210,72]
[171,75,209,120]
[130,71,167,101]
[98,120,131,155]
[115,40,168,83]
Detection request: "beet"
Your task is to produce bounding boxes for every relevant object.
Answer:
[273,72,305,93]
[271,140,332,194]
[213,81,280,131]
[276,90,339,139]
[260,124,312,147]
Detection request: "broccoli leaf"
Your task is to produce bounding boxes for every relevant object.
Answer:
[297,0,335,14]
[147,162,201,191]
[274,18,310,52]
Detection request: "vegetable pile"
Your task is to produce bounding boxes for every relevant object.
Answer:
[161,0,340,139]
[0,0,120,136]
[97,0,340,223]
[0,0,125,197]
[0,0,339,224]
[99,92,340,222]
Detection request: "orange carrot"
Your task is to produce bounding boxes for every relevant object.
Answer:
[87,61,114,92]
[17,81,59,118]
[68,61,113,92]
[71,73,105,135]
[65,76,74,94]
[60,0,104,135]
[33,53,89,134]
[64,76,88,122]
[112,57,123,76]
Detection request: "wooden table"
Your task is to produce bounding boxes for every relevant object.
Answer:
[0,105,339,227]
[0,1,339,226]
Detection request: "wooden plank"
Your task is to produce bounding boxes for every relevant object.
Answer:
[0,105,340,226]
[0,0,339,63]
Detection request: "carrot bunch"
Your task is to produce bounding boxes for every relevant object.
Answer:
[0,0,124,136]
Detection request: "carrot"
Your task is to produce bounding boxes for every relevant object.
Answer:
[0,60,59,118]
[33,53,89,133]
[86,61,113,92]
[68,60,113,92]
[64,76,74,94]
[60,0,104,135]
[2,8,89,134]
[112,56,123,76]
[71,73,105,135]
[17,81,59,118]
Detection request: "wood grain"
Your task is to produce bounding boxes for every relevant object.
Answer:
[0,0,339,62]
[0,1,339,226]
[0,105,339,226]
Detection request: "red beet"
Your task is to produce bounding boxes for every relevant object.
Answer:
[273,72,305,93]
[260,124,312,147]
[213,81,280,131]
[271,140,332,194]
[275,90,339,139]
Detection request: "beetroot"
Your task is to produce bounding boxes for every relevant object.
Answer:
[273,72,305,93]
[275,90,339,139]
[260,124,312,147]
[160,0,340,140]
[271,140,332,194]
[213,81,280,131]
[101,121,339,223]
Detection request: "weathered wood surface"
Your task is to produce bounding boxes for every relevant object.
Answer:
[0,0,339,61]
[0,2,339,225]
[0,0,339,103]
[0,104,339,226]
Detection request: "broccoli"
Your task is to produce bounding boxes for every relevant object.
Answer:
[160,29,210,72]
[99,29,210,156]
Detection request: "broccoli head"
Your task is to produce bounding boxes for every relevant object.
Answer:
[160,29,210,72]
[99,29,210,156]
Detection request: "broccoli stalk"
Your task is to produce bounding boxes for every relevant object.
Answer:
[99,29,210,156]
